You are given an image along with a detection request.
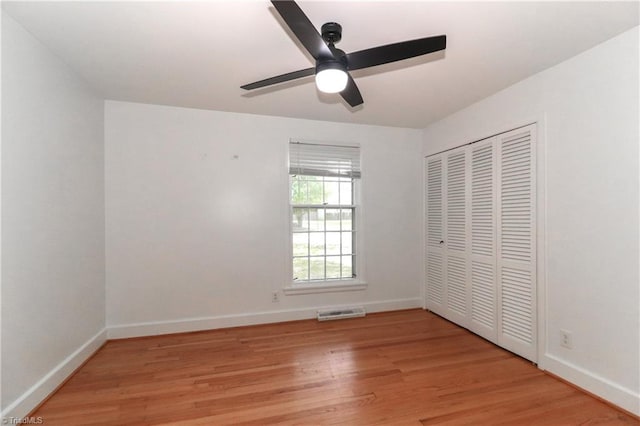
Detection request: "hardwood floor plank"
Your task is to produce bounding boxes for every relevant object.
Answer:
[31,310,637,425]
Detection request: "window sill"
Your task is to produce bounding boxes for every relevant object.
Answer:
[283,280,367,295]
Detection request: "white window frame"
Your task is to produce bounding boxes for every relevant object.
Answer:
[284,140,366,295]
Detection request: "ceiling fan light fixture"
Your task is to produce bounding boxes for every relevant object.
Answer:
[315,61,348,93]
[241,1,447,107]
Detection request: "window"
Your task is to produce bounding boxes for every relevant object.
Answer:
[289,141,361,286]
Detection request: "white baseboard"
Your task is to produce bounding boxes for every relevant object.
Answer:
[541,353,640,416]
[107,297,422,339]
[1,328,107,421]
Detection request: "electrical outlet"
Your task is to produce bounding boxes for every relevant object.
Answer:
[560,329,572,349]
[272,292,279,303]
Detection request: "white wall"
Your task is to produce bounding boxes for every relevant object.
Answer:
[1,12,106,419]
[422,27,639,414]
[105,101,423,335]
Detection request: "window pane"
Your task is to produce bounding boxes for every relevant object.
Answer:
[340,182,352,205]
[309,208,324,231]
[292,233,308,256]
[292,208,308,231]
[291,178,307,204]
[341,255,353,278]
[342,232,353,254]
[326,232,341,255]
[293,257,309,281]
[309,257,325,280]
[326,209,340,231]
[309,232,324,255]
[307,178,323,204]
[326,256,341,279]
[341,209,353,231]
[324,180,339,205]
[291,171,356,283]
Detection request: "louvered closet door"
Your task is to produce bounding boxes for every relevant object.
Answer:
[468,138,498,342]
[444,149,469,326]
[497,125,537,361]
[425,155,445,316]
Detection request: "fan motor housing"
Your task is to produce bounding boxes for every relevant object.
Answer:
[321,22,342,44]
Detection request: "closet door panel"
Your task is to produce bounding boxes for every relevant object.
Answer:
[469,139,498,342]
[425,156,446,316]
[497,125,537,361]
[444,149,469,325]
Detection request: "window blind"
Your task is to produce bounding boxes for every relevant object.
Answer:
[289,141,361,178]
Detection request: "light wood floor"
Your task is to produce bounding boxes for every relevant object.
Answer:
[33,309,637,425]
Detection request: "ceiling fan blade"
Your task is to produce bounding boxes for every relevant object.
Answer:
[241,67,315,90]
[271,0,334,61]
[346,35,446,71]
[340,73,363,107]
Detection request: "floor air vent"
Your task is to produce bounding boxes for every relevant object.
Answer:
[317,306,366,321]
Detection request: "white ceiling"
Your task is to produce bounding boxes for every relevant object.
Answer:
[3,1,638,129]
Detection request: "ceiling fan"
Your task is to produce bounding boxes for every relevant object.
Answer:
[241,0,446,107]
